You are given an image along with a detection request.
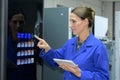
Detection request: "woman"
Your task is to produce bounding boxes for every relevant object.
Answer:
[7,9,25,68]
[7,9,25,80]
[35,6,109,80]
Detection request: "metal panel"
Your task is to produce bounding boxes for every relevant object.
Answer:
[43,7,70,49]
[43,7,70,80]
[105,41,115,80]
[115,11,120,80]
[0,0,8,80]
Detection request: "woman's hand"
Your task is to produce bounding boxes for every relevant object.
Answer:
[34,35,51,53]
[59,64,81,78]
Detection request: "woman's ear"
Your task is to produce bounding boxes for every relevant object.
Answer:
[84,18,89,26]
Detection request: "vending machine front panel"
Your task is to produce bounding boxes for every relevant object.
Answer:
[7,0,43,80]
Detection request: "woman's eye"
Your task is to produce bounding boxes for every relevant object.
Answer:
[13,20,24,25]
[70,20,76,23]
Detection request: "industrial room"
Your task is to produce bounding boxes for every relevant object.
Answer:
[1,0,120,80]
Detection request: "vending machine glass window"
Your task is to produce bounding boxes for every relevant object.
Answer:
[7,0,43,80]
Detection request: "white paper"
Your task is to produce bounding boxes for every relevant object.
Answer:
[94,15,108,38]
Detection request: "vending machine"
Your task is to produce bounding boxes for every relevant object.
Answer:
[7,0,43,80]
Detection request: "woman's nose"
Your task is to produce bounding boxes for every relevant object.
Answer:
[16,22,21,28]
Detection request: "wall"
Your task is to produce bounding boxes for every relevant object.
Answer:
[102,2,114,39]
[102,1,120,40]
[44,0,102,15]
[115,2,120,11]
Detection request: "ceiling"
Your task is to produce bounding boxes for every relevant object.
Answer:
[101,0,120,1]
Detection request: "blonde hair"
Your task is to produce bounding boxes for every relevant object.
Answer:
[71,6,95,27]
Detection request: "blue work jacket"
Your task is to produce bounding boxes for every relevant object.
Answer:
[39,33,110,80]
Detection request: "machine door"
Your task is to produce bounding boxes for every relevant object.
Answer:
[7,0,43,80]
[43,7,70,80]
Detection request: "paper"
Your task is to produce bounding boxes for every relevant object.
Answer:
[94,15,108,38]
[53,58,77,67]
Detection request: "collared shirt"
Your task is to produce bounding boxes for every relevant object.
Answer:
[76,42,82,52]
[39,33,110,80]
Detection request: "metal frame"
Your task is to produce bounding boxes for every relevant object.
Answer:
[115,11,120,80]
[0,0,8,80]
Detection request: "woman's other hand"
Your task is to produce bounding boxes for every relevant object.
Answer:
[59,63,81,78]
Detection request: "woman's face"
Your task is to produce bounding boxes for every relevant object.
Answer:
[69,13,88,35]
[9,13,25,32]
[9,13,25,40]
